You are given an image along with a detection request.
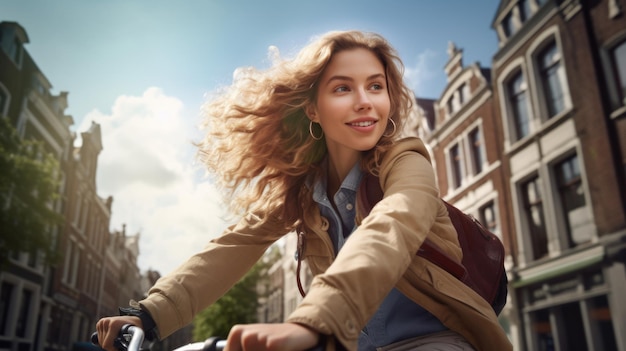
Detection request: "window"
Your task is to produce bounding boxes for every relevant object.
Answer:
[0,281,14,335]
[555,302,587,351]
[588,296,618,351]
[62,240,80,287]
[610,40,626,106]
[522,176,548,259]
[446,84,471,118]
[447,95,456,117]
[469,127,484,175]
[70,245,80,287]
[519,0,531,22]
[0,87,8,115]
[555,154,590,246]
[73,194,82,225]
[531,309,554,350]
[502,12,515,37]
[538,42,566,117]
[524,275,619,351]
[15,289,32,337]
[479,202,498,234]
[80,200,90,232]
[8,36,23,66]
[458,83,467,105]
[508,71,531,140]
[449,143,463,189]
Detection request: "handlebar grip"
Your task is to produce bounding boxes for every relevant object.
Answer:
[91,332,99,345]
[90,331,125,350]
[90,325,144,351]
[202,337,224,351]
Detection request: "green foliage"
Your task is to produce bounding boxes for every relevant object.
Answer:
[0,116,63,268]
[192,259,268,341]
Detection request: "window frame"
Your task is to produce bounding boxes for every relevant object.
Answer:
[479,200,501,239]
[528,30,572,122]
[447,142,464,190]
[609,38,626,108]
[507,69,532,141]
[549,151,593,249]
[520,174,549,260]
[0,83,10,116]
[537,42,566,117]
[467,126,485,176]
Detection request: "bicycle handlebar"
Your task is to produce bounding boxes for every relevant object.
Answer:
[91,324,324,351]
[92,325,226,351]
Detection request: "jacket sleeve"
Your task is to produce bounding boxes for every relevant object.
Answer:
[139,211,289,339]
[287,138,452,349]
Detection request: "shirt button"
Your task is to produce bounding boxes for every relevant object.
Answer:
[346,203,354,211]
[345,320,357,335]
[320,217,330,231]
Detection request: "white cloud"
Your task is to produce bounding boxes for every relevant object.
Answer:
[404,49,444,98]
[79,87,231,275]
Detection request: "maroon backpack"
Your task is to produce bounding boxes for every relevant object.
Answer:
[357,173,508,315]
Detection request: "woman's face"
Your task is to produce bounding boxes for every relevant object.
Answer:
[308,48,391,165]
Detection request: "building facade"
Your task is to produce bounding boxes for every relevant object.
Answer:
[0,21,74,351]
[0,21,150,351]
[490,0,626,349]
[277,5,626,349]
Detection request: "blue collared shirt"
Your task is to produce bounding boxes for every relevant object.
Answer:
[311,162,447,350]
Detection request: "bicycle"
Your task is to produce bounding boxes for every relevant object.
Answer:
[92,324,226,351]
[91,324,325,351]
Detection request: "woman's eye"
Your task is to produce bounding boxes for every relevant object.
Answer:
[334,86,350,92]
[370,83,384,90]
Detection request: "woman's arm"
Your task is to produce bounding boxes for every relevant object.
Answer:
[139,211,289,339]
[288,139,445,349]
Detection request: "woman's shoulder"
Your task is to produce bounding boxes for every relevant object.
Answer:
[383,137,432,165]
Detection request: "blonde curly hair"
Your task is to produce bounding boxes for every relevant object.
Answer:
[197,30,414,228]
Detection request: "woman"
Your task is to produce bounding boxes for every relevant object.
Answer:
[96,30,511,351]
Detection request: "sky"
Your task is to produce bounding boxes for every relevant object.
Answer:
[3,0,500,275]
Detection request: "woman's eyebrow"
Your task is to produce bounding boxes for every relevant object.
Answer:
[324,73,386,85]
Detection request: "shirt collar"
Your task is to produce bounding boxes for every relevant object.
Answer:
[311,159,364,203]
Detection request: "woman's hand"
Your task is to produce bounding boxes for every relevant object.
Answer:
[95,316,143,351]
[225,322,319,351]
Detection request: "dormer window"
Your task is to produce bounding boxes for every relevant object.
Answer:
[499,0,545,40]
[458,83,467,105]
[446,83,471,118]
[503,12,515,37]
[0,22,29,69]
[519,0,531,23]
[8,36,23,66]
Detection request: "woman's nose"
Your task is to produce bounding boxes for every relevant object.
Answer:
[354,89,373,111]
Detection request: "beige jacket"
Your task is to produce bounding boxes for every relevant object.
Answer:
[139,137,512,351]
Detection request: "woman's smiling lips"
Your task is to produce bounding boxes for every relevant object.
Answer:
[346,117,378,132]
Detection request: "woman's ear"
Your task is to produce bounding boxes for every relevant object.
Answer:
[305,104,318,122]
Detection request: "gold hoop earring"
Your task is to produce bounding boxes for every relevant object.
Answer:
[383,118,397,137]
[309,120,323,140]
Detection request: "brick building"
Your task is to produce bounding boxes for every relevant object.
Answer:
[0,21,149,351]
[415,1,626,349]
[489,0,626,349]
[0,20,74,351]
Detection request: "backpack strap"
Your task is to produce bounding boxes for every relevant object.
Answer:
[296,230,308,298]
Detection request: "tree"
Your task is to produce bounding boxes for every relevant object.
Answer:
[192,258,268,341]
[0,116,63,268]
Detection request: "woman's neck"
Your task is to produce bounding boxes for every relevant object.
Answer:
[326,153,360,198]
